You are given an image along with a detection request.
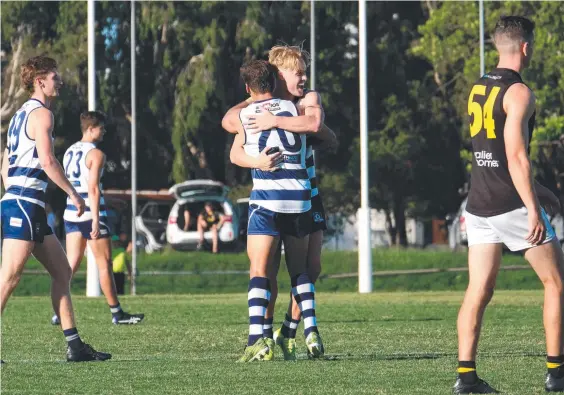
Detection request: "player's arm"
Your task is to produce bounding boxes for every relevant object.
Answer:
[312,123,338,152]
[1,149,9,189]
[229,130,281,171]
[221,98,252,134]
[504,83,544,242]
[245,91,324,133]
[32,109,85,215]
[86,148,106,239]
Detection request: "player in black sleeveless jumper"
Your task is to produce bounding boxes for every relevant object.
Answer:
[454,16,564,394]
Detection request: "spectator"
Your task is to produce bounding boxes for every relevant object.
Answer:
[197,202,224,254]
[112,235,133,295]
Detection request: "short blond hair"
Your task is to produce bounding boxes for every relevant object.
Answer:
[268,44,310,72]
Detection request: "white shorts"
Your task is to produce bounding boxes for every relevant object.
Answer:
[465,206,556,251]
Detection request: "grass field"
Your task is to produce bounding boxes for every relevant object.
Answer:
[0,290,552,394]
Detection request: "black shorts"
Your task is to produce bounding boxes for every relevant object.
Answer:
[276,210,312,239]
[310,194,327,233]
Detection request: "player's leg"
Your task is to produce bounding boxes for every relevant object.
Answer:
[65,227,87,275]
[0,239,34,313]
[274,231,323,360]
[33,234,111,361]
[490,207,564,391]
[454,212,501,394]
[0,200,36,313]
[290,230,323,328]
[50,226,87,325]
[524,240,564,391]
[238,205,280,362]
[238,234,278,362]
[264,242,281,345]
[88,227,144,325]
[283,232,324,358]
[284,197,327,338]
[211,224,219,253]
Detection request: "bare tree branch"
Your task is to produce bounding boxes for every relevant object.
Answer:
[1,35,27,130]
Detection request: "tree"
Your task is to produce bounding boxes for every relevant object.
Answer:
[414,2,564,201]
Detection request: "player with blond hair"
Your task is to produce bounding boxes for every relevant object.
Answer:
[222,44,337,360]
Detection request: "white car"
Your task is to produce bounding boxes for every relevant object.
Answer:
[165,180,240,251]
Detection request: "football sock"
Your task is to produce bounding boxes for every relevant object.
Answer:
[109,303,123,319]
[280,313,293,338]
[547,355,564,378]
[263,317,274,339]
[457,361,478,384]
[291,273,318,337]
[247,276,270,346]
[287,317,299,339]
[63,327,83,351]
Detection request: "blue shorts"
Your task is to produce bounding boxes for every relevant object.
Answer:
[65,219,110,240]
[247,204,312,238]
[1,199,53,243]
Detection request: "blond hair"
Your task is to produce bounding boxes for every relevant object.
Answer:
[268,44,310,72]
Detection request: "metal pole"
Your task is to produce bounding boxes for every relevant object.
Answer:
[479,0,485,76]
[358,0,372,293]
[86,0,101,297]
[130,0,138,295]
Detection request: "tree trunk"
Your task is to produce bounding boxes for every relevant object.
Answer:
[384,209,397,246]
[393,198,408,247]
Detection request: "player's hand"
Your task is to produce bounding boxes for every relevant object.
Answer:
[90,220,100,240]
[537,187,561,217]
[255,147,282,171]
[244,109,277,133]
[526,208,546,245]
[70,191,85,217]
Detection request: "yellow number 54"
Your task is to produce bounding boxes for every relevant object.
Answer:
[468,84,500,138]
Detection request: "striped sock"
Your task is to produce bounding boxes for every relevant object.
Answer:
[109,303,123,319]
[263,317,274,339]
[291,273,318,337]
[288,317,300,339]
[247,277,270,346]
[280,313,293,338]
[457,361,478,384]
[63,327,82,350]
[547,355,564,378]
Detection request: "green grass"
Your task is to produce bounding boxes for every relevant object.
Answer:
[0,291,553,394]
[15,248,545,296]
